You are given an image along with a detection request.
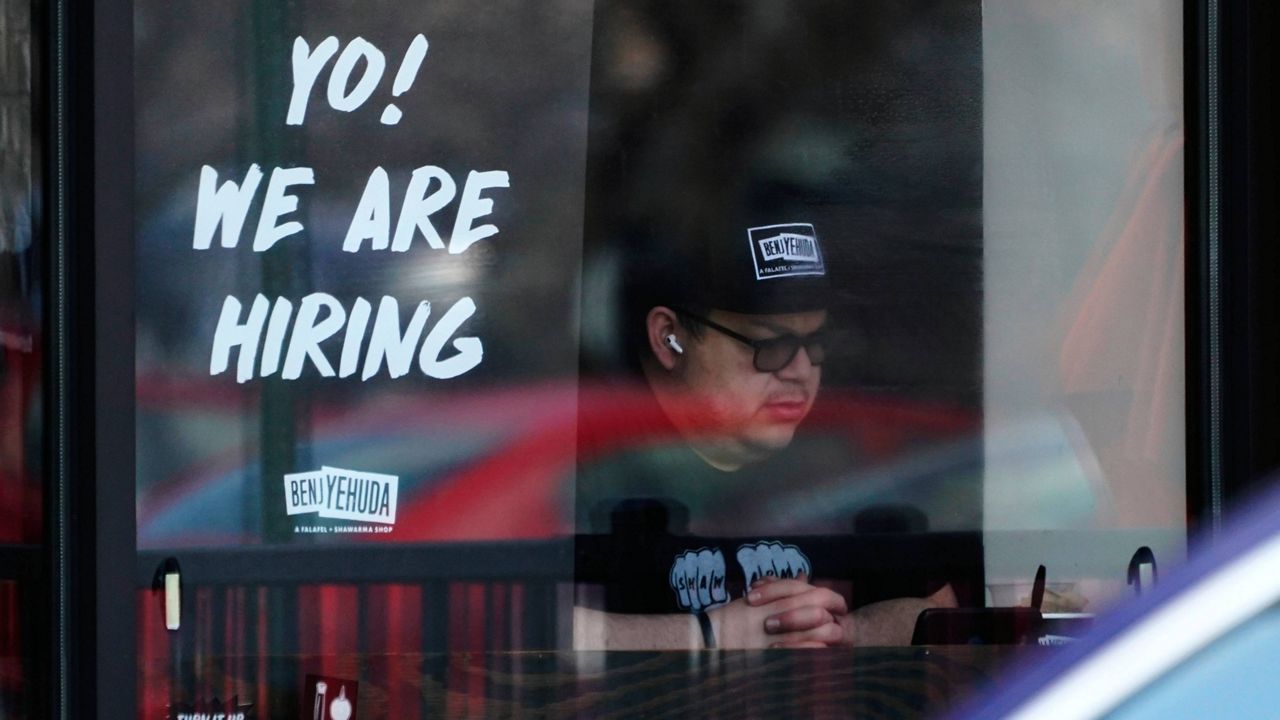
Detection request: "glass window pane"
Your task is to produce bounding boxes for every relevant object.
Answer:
[1,0,46,715]
[130,0,1188,715]
[983,0,1185,611]
[0,0,41,545]
[135,2,592,549]
[574,0,984,646]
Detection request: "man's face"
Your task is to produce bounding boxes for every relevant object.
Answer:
[674,308,826,466]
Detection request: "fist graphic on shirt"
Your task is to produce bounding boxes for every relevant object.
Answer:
[669,548,728,611]
[735,541,812,587]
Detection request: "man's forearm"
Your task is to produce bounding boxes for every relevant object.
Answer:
[844,583,958,646]
[573,606,702,650]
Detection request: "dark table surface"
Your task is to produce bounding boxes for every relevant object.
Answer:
[149,645,1041,719]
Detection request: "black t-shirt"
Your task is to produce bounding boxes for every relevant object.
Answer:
[576,519,822,614]
[573,386,982,615]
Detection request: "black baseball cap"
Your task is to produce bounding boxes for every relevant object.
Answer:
[631,188,832,316]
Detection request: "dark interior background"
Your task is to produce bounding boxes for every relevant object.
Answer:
[580,0,983,406]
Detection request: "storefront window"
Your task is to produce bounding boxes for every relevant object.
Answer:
[0,0,45,715]
[129,0,1187,715]
[983,0,1184,608]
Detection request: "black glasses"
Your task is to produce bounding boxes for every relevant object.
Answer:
[676,309,827,372]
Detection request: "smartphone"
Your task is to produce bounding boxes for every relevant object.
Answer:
[910,608,1044,645]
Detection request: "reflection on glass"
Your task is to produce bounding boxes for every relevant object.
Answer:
[1,0,45,715]
[0,0,42,545]
[571,0,984,651]
[135,0,593,548]
[983,0,1184,613]
[130,0,1188,715]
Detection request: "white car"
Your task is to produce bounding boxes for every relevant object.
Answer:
[957,484,1280,719]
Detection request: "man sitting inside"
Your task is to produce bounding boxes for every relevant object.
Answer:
[574,210,958,649]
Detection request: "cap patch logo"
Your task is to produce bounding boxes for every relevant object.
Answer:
[747,223,826,280]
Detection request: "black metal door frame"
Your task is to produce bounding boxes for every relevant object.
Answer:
[61,0,1280,716]
[62,0,136,715]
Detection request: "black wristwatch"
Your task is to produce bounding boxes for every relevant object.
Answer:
[695,610,716,649]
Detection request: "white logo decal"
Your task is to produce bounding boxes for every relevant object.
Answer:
[736,541,812,587]
[284,466,398,526]
[747,223,826,280]
[669,547,729,611]
[757,233,819,262]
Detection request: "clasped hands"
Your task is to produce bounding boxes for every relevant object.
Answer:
[707,575,853,649]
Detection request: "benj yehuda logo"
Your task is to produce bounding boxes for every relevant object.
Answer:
[284,466,398,533]
[747,223,826,281]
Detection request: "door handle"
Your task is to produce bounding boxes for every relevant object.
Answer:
[151,557,182,631]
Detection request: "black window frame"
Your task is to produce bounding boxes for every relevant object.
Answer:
[41,0,1280,715]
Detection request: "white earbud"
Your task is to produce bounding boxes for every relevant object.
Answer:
[665,334,684,355]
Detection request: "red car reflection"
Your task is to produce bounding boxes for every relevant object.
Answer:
[134,375,976,718]
[136,376,976,545]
